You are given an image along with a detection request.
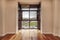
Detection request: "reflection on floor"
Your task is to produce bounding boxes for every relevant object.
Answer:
[10,29,42,40]
[21,29,38,40]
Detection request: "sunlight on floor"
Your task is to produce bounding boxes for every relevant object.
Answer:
[10,29,41,40]
[18,29,40,40]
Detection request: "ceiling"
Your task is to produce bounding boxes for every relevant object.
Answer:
[18,0,41,4]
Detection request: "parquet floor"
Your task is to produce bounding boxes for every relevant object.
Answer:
[0,34,60,40]
[0,34,14,40]
[0,30,60,40]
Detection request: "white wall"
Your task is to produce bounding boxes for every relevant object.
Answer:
[58,0,60,37]
[0,0,6,36]
[41,0,60,37]
[53,0,60,37]
[0,0,3,36]
[18,0,41,4]
[41,0,53,34]
[53,0,59,36]
[5,0,17,34]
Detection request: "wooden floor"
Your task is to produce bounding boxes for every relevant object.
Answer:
[43,34,60,40]
[0,37,3,40]
[0,34,14,40]
[0,34,60,40]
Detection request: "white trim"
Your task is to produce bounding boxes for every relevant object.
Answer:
[58,35,60,37]
[42,32,60,37]
[0,32,15,37]
[16,3,18,33]
[42,32,53,34]
[40,5,42,34]
[0,33,7,36]
[6,32,16,34]
[53,33,60,37]
[2,33,7,36]
[53,33,58,36]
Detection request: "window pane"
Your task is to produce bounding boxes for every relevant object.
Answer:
[21,8,29,10]
[22,21,29,28]
[30,8,38,10]
[30,11,37,20]
[22,11,29,20]
[30,21,37,28]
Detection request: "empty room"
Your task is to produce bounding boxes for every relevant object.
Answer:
[0,0,60,40]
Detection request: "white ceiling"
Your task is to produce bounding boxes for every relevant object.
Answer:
[18,0,41,4]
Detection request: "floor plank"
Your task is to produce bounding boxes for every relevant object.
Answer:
[55,36,60,40]
[0,37,3,40]
[1,34,15,40]
[0,34,60,40]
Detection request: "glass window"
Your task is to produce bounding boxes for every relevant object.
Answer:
[30,11,37,20]
[22,21,29,28]
[22,11,29,20]
[21,8,38,29]
[30,8,38,10]
[21,8,29,10]
[18,3,40,30]
[30,21,37,28]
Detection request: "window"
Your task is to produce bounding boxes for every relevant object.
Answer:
[18,4,40,29]
[22,11,29,20]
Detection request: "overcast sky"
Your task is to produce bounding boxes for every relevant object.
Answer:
[22,11,37,18]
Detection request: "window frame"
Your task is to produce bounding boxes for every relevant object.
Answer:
[18,4,40,30]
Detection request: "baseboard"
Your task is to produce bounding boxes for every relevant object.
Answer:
[56,35,60,37]
[42,32,53,34]
[53,33,58,36]
[0,33,7,37]
[58,35,60,37]
[0,32,15,37]
[53,33,60,37]
[6,32,15,34]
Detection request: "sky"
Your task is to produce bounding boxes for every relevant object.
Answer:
[22,11,37,19]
